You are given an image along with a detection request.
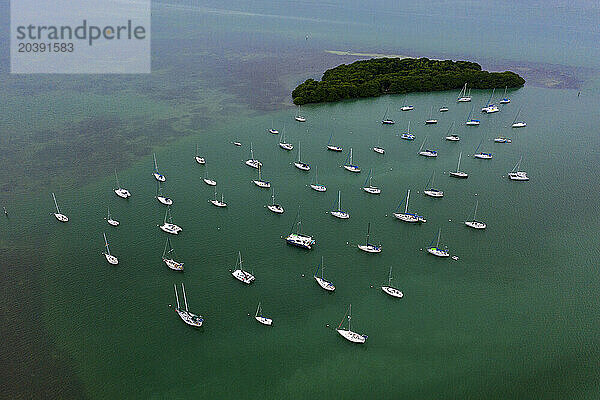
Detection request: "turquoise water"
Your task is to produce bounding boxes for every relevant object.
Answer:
[3,1,600,398]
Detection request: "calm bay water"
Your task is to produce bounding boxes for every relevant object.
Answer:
[2,1,600,399]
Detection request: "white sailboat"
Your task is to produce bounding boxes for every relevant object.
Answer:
[426,228,450,257]
[418,137,438,157]
[295,105,306,122]
[102,232,118,265]
[173,283,203,326]
[393,189,426,223]
[494,137,512,143]
[294,142,310,171]
[255,302,273,326]
[210,188,227,207]
[381,266,403,298]
[465,105,480,126]
[114,170,131,198]
[253,165,271,188]
[285,208,315,250]
[268,119,279,134]
[152,153,166,182]
[358,222,382,253]
[231,251,255,284]
[511,107,527,128]
[473,139,493,159]
[233,141,242,146]
[314,257,335,291]
[457,83,472,102]
[381,105,395,124]
[425,106,438,124]
[336,304,367,343]
[400,97,414,111]
[508,156,529,181]
[310,166,327,192]
[279,125,294,150]
[326,133,343,152]
[330,190,350,219]
[194,144,206,164]
[159,206,182,234]
[362,169,381,194]
[401,121,415,140]
[423,171,443,197]
[481,88,499,113]
[445,121,460,141]
[155,181,173,205]
[163,237,184,271]
[105,207,120,226]
[343,148,360,172]
[267,188,284,214]
[52,192,68,222]
[439,106,449,112]
[449,151,469,178]
[464,198,486,229]
[203,170,217,186]
[499,86,511,104]
[372,136,385,154]
[245,142,262,169]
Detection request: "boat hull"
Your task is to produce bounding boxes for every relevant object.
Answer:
[327,145,343,152]
[195,156,206,164]
[267,204,284,214]
[358,244,381,253]
[107,219,120,227]
[331,211,350,219]
[508,172,529,181]
[337,329,367,343]
[203,178,217,186]
[310,184,327,192]
[157,196,173,206]
[373,147,385,154]
[279,143,293,150]
[115,188,131,198]
[445,136,460,141]
[363,186,381,194]
[393,213,426,223]
[232,269,255,284]
[153,172,166,182]
[315,276,335,291]
[285,233,315,250]
[253,180,271,188]
[381,286,403,298]
[164,258,184,271]
[54,213,69,222]
[449,171,468,179]
[177,309,203,327]
[255,316,273,326]
[343,165,361,173]
[465,221,486,229]
[424,189,443,198]
[294,162,310,171]
[104,253,118,265]
[427,247,449,257]
[210,200,227,207]
[245,159,262,169]
[160,223,182,234]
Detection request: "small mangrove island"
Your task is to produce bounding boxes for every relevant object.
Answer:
[292,57,525,105]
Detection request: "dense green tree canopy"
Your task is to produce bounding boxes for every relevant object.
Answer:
[292,57,525,105]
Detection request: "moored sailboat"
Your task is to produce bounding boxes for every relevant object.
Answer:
[457,83,472,102]
[245,142,262,169]
[114,170,131,198]
[473,139,493,159]
[295,105,306,122]
[381,105,395,124]
[381,267,403,298]
[105,207,120,227]
[336,304,367,343]
[310,166,327,192]
[279,126,294,150]
[203,170,217,186]
[159,206,182,234]
[173,283,203,326]
[362,168,381,194]
[393,189,426,223]
[343,148,360,172]
[285,208,315,250]
[423,171,443,197]
[418,137,438,157]
[194,144,206,164]
[499,86,511,104]
[252,165,271,188]
[425,106,438,124]
[52,192,68,222]
[294,142,310,171]
[326,133,343,151]
[511,107,527,128]
[102,232,118,265]
[267,188,284,214]
[152,153,166,182]
[210,189,227,207]
[464,198,486,229]
[314,257,335,292]
[231,251,255,284]
[508,156,529,181]
[155,181,173,205]
[358,222,382,253]
[445,121,460,141]
[426,228,450,257]
[449,151,468,178]
[163,237,184,271]
[255,302,273,326]
[401,121,415,140]
[330,190,350,219]
[465,105,480,126]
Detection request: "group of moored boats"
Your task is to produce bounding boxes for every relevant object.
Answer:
[49,86,531,343]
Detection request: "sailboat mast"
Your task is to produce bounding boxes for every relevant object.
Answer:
[52,193,60,213]
[405,190,410,213]
[457,152,462,171]
[181,283,189,311]
[348,304,352,331]
[337,191,341,211]
[153,153,158,170]
[436,228,441,248]
[473,199,479,220]
[174,284,180,309]
[366,223,371,245]
[388,266,393,285]
[103,233,110,255]
[321,256,324,279]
